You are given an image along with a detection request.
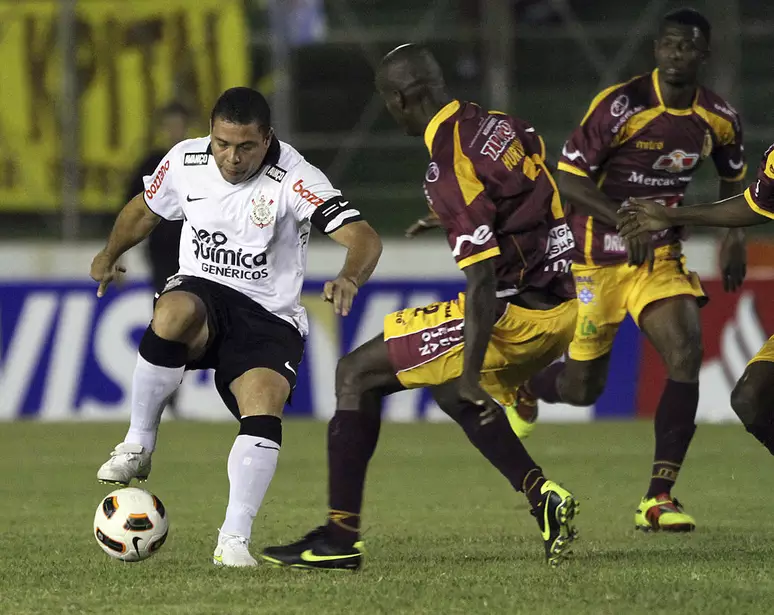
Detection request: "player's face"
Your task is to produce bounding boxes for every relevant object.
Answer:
[654,24,708,86]
[210,119,273,184]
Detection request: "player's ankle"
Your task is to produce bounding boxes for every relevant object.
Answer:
[325,511,360,547]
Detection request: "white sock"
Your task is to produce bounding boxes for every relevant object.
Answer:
[220,435,280,539]
[124,355,184,452]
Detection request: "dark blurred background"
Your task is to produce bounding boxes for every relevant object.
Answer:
[0,0,770,240]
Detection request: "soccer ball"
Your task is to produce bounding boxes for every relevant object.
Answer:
[93,487,169,562]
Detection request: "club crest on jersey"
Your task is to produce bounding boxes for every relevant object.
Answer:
[250,194,275,228]
[652,149,700,174]
[184,152,209,166]
[265,165,287,183]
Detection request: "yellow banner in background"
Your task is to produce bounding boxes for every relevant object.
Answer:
[0,0,248,211]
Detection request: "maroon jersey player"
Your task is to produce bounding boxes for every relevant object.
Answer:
[619,143,774,458]
[524,8,748,533]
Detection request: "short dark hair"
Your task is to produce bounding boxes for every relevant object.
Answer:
[210,87,272,131]
[662,8,711,44]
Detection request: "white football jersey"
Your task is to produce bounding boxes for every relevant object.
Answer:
[142,136,361,336]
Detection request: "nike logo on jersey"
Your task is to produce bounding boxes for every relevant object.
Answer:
[187,195,206,202]
[284,361,297,376]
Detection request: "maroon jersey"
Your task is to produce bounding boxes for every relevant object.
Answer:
[558,69,746,265]
[423,100,574,300]
[744,144,774,219]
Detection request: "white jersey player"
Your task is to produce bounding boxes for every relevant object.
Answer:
[90,87,382,567]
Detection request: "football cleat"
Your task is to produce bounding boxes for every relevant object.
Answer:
[532,480,579,567]
[504,387,539,439]
[97,442,152,486]
[213,531,258,567]
[635,493,696,532]
[261,526,365,571]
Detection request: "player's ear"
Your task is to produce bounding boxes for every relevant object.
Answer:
[263,127,274,145]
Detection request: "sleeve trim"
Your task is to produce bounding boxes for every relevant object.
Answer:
[744,187,774,220]
[143,193,166,219]
[557,162,589,178]
[457,247,501,269]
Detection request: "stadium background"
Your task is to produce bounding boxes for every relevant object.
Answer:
[1,0,772,424]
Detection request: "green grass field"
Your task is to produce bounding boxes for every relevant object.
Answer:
[2,420,773,615]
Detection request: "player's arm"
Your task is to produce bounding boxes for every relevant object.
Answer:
[325,221,383,316]
[91,193,161,297]
[426,129,503,409]
[712,107,748,291]
[458,257,499,409]
[555,171,620,227]
[618,193,770,239]
[717,180,747,291]
[291,166,382,316]
[92,147,183,297]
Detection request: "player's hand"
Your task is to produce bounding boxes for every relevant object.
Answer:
[719,228,746,292]
[617,198,672,239]
[90,250,126,298]
[625,231,655,272]
[457,377,501,416]
[405,214,442,238]
[322,276,358,316]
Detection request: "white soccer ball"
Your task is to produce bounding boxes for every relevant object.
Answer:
[93,487,169,562]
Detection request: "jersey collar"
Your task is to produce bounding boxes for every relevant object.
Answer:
[424,100,460,154]
[651,69,700,116]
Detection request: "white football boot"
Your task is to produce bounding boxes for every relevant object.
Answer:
[213,531,258,567]
[96,442,152,485]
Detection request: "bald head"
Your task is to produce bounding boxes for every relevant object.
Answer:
[376,44,445,94]
[376,44,450,137]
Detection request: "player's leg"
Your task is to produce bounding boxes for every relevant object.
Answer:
[207,294,305,567]
[262,333,402,570]
[519,263,628,432]
[97,285,209,485]
[731,340,774,454]
[431,379,578,565]
[213,367,291,567]
[400,295,580,564]
[633,259,704,532]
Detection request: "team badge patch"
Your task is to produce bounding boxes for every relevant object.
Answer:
[183,152,209,166]
[250,194,275,228]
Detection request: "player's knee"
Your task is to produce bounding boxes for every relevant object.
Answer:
[662,339,704,381]
[335,351,366,400]
[562,369,606,405]
[731,377,763,427]
[152,292,207,342]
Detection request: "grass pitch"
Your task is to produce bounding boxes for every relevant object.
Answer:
[1,420,773,615]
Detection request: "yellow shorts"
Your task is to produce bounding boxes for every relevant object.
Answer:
[568,244,706,362]
[384,292,577,395]
[749,336,774,365]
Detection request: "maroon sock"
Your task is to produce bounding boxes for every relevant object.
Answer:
[647,379,698,499]
[325,410,381,546]
[456,403,545,507]
[527,362,565,404]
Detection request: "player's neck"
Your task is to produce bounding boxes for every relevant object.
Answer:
[657,73,697,110]
[418,93,453,127]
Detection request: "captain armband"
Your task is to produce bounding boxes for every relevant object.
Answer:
[310,196,363,234]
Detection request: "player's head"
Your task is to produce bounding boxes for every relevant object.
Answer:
[158,101,190,147]
[210,87,274,184]
[654,8,711,86]
[375,44,448,137]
